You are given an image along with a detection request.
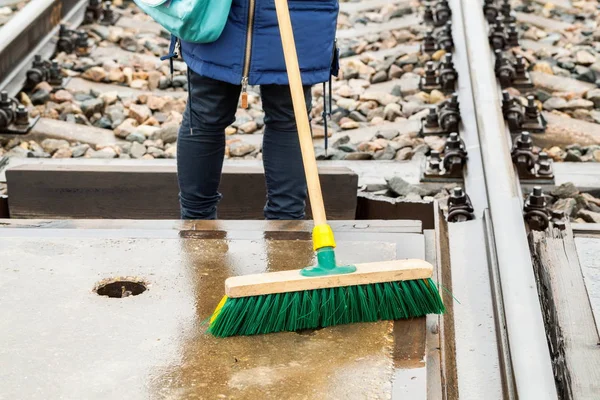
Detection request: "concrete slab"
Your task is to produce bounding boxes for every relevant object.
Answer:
[515,12,572,32]
[530,72,595,97]
[339,0,410,14]
[337,15,420,40]
[0,220,434,399]
[65,77,188,99]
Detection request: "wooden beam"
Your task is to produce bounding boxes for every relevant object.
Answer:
[530,224,600,399]
[5,164,358,220]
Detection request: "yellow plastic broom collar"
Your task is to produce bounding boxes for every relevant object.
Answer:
[312,224,336,251]
[210,295,228,325]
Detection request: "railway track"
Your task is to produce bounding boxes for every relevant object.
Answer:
[0,0,599,399]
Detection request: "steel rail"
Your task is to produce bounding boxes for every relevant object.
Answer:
[0,0,88,96]
[445,0,516,397]
[459,0,559,398]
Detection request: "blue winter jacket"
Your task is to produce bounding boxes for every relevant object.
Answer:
[180,0,339,87]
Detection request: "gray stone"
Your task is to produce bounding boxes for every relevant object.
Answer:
[130,141,147,159]
[540,33,561,45]
[535,89,553,103]
[93,116,112,129]
[423,135,446,152]
[397,73,421,95]
[401,101,426,116]
[393,134,414,149]
[577,209,600,223]
[564,99,594,110]
[71,144,90,158]
[91,25,110,40]
[371,70,388,84]
[106,104,125,127]
[329,149,346,160]
[74,93,94,102]
[332,135,350,148]
[158,77,170,90]
[576,50,596,66]
[119,143,132,155]
[120,34,139,52]
[564,149,583,162]
[360,92,399,106]
[229,141,256,157]
[391,85,403,97]
[151,124,178,144]
[404,193,422,201]
[362,183,388,192]
[551,182,579,199]
[41,139,69,154]
[389,64,403,79]
[52,148,72,158]
[387,176,435,197]
[343,152,372,160]
[30,150,51,158]
[89,147,117,159]
[126,132,146,143]
[575,66,596,83]
[412,143,430,155]
[394,148,414,164]
[6,146,31,158]
[395,53,418,67]
[590,110,600,123]
[349,111,368,122]
[81,98,104,117]
[172,75,188,88]
[30,89,50,105]
[384,103,402,120]
[374,129,399,140]
[373,145,396,160]
[552,198,578,217]
[543,97,568,110]
[367,108,384,121]
[147,146,165,158]
[338,143,358,153]
[585,88,600,108]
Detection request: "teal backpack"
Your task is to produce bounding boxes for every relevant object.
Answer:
[134,0,232,43]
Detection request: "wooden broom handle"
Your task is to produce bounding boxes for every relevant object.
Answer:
[274,0,327,226]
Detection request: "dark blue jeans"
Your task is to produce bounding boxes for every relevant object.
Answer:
[177,71,311,220]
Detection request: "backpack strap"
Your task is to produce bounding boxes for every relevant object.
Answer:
[160,34,181,81]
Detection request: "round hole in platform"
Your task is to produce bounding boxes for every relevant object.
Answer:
[95,279,147,298]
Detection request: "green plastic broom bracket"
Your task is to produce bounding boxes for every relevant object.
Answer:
[300,247,357,277]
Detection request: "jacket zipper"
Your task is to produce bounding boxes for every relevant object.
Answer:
[240,0,256,109]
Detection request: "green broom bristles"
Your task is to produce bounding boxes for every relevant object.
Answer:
[208,278,445,338]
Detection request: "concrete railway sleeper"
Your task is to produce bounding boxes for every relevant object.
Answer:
[0,0,599,398]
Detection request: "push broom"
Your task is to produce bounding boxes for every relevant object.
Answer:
[208,0,445,337]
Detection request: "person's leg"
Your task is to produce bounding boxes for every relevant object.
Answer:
[177,70,240,219]
[260,84,312,220]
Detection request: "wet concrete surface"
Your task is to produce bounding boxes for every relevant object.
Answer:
[575,236,600,338]
[0,223,432,399]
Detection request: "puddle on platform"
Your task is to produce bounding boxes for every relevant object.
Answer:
[0,233,428,399]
